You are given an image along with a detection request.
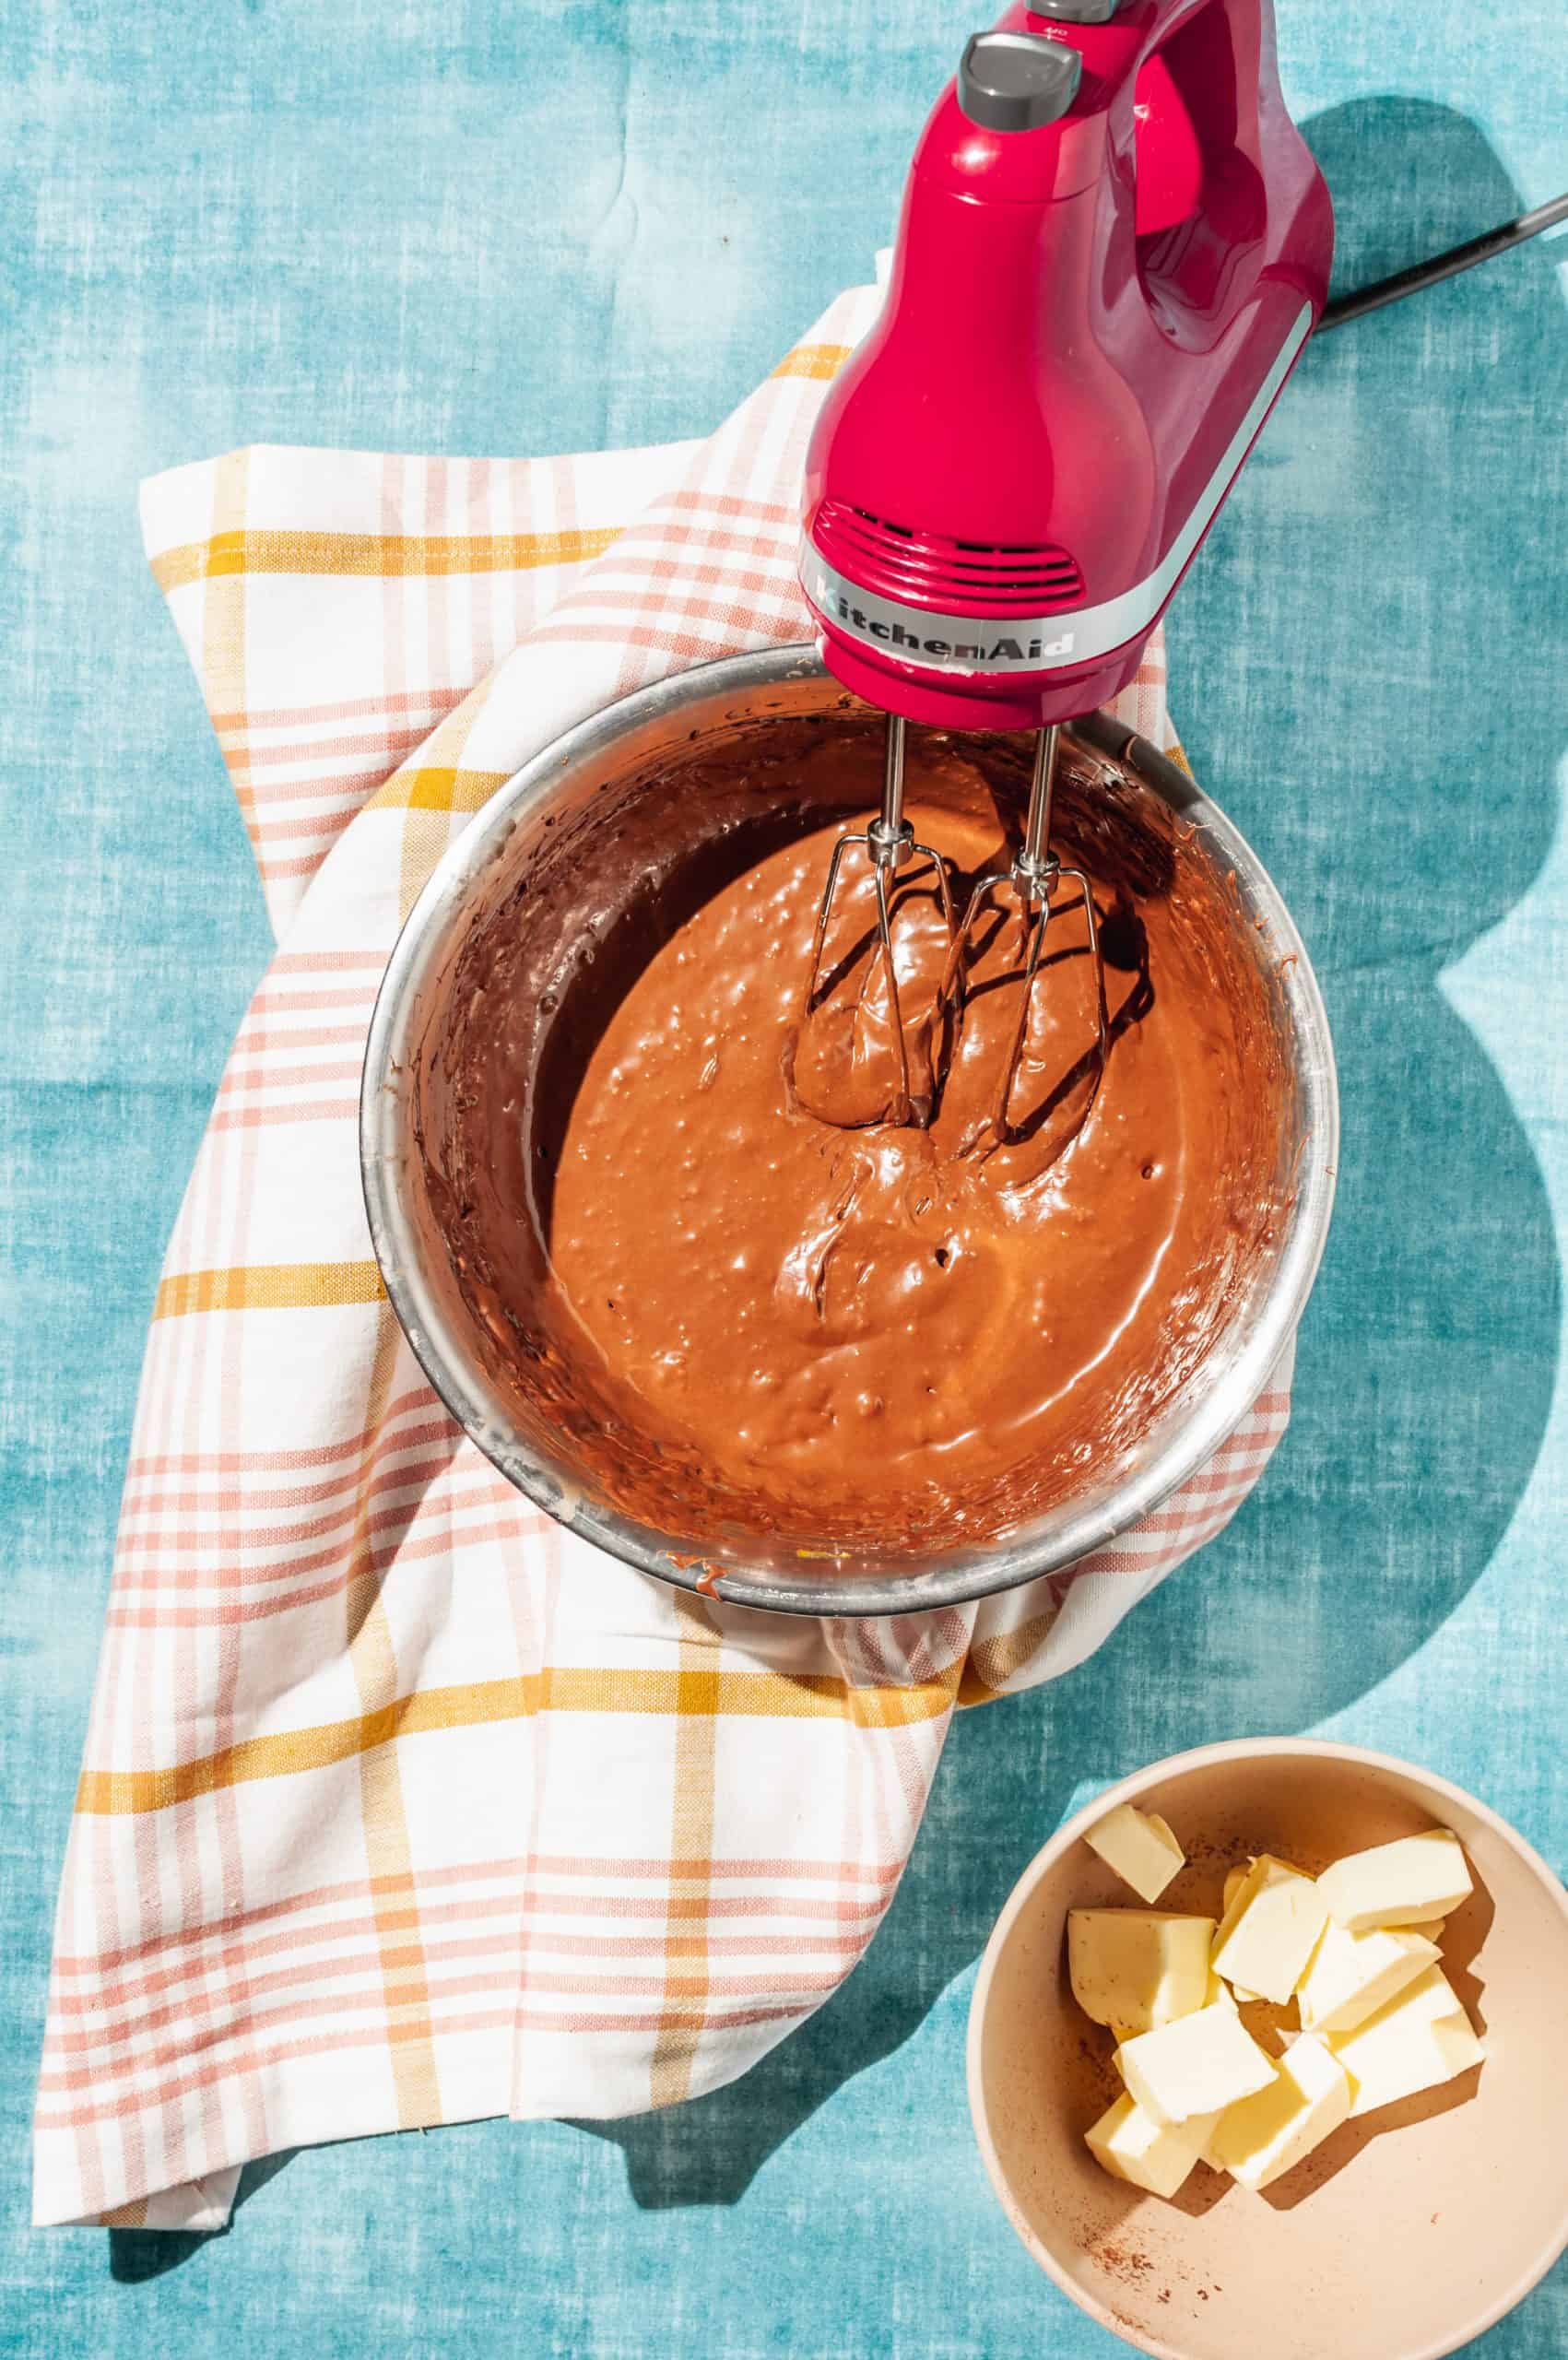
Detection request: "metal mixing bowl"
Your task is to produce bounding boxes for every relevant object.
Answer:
[360,646,1337,1617]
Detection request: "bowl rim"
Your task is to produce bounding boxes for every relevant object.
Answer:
[360,643,1338,1616]
[965,1735,1568,2360]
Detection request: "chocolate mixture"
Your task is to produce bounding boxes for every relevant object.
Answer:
[419,715,1287,1563]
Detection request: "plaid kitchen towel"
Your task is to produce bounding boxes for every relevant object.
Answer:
[33,282,1292,2230]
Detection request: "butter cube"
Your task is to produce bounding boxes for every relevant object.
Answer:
[1085,2093,1220,2200]
[1117,2002,1278,2126]
[1297,1920,1442,2036]
[1316,1830,1472,1934]
[1083,1803,1186,1905]
[1218,1870,1260,1995]
[1208,2032,1351,2191]
[1067,1910,1215,2035]
[1329,1965,1483,2117]
[1209,1855,1328,2005]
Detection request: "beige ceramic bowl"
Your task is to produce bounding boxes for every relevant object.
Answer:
[968,1739,1568,2360]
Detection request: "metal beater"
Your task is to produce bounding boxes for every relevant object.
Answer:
[941,723,1110,1153]
[803,716,1110,1148]
[800,711,955,1127]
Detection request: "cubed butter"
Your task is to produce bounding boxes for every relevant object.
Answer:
[1117,2001,1278,2126]
[1085,2093,1220,2200]
[1316,1829,1472,1934]
[1219,1870,1263,1997]
[1297,1920,1442,2036]
[1083,1803,1186,1905]
[1329,1964,1483,2117]
[1209,1855,1328,2005]
[1067,1910,1214,2035]
[1208,2032,1351,2191]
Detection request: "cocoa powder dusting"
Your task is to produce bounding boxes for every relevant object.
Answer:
[1091,2241,1158,2283]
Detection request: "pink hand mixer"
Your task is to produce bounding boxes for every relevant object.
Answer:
[797,0,1333,1141]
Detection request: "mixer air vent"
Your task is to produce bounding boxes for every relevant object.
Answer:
[812,501,1085,616]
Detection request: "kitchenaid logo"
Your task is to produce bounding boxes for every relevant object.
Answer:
[824,591,1076,665]
[799,540,1079,670]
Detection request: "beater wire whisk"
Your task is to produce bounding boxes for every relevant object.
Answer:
[801,713,957,1127]
[942,723,1110,1153]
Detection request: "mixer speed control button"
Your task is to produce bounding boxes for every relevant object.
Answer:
[957,30,1083,133]
[1030,0,1124,22]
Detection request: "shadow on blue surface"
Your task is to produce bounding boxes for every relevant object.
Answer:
[571,93,1565,2225]
[107,2154,296,2284]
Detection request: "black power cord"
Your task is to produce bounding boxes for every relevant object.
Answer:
[1317,189,1568,330]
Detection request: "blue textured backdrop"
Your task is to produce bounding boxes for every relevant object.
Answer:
[2,2,1565,2354]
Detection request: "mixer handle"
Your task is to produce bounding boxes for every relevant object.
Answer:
[957,13,1209,240]
[939,1,1299,289]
